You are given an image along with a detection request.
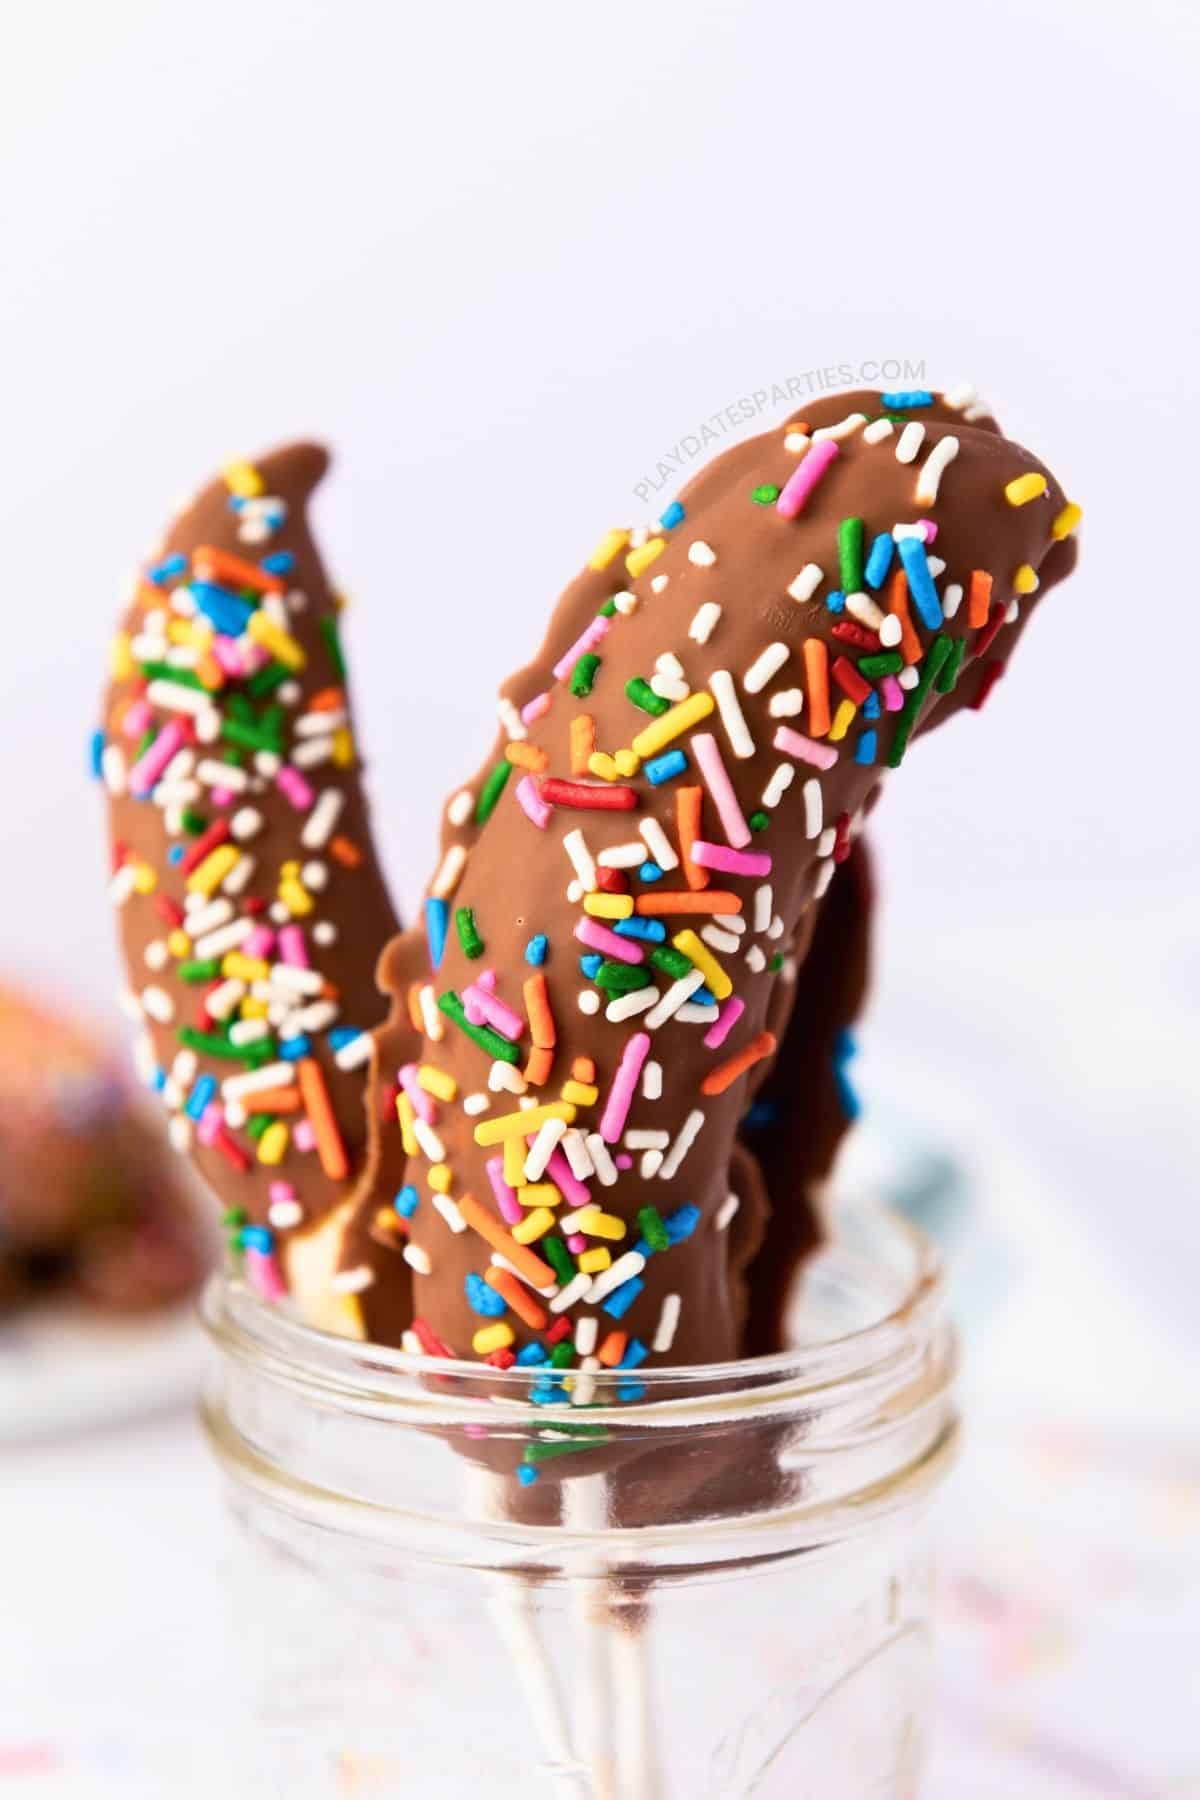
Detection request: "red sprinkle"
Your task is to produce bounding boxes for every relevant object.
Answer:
[832,811,852,865]
[411,1317,454,1358]
[831,621,881,651]
[540,779,638,811]
[543,1316,572,1346]
[973,606,1007,660]
[971,660,1007,711]
[831,656,871,706]
[180,818,231,875]
[485,1348,517,1370]
[154,894,185,927]
[596,866,630,894]
[211,1128,251,1173]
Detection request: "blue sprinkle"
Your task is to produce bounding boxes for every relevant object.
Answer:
[190,581,255,637]
[524,934,548,966]
[424,897,448,971]
[602,1276,644,1320]
[824,589,846,614]
[530,1381,571,1406]
[619,1339,649,1370]
[644,749,688,786]
[279,1035,311,1060]
[659,500,685,530]
[742,1100,779,1128]
[638,862,664,883]
[617,1380,646,1403]
[664,1204,701,1244]
[466,1273,507,1317]
[185,1074,217,1122]
[897,536,943,630]
[328,1026,361,1050]
[89,729,105,779]
[863,691,882,720]
[167,845,185,865]
[833,1029,861,1121]
[259,550,295,575]
[615,917,667,943]
[148,551,187,586]
[880,389,933,409]
[579,953,603,980]
[394,1185,419,1218]
[517,1465,540,1486]
[854,730,878,765]
[632,1237,653,1259]
[864,532,895,589]
[693,986,715,1008]
[516,1343,549,1367]
[150,1066,167,1094]
[240,1225,274,1254]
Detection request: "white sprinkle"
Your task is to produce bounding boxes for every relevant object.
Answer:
[294,1000,339,1034]
[655,652,684,680]
[1006,598,1022,622]
[498,695,526,742]
[575,1317,598,1356]
[710,670,755,760]
[171,1050,198,1088]
[659,1109,705,1179]
[489,1061,526,1094]
[804,778,823,840]
[222,1063,296,1101]
[744,944,767,973]
[403,1244,433,1275]
[168,1115,192,1154]
[196,758,249,793]
[895,422,925,464]
[432,1194,467,1234]
[598,841,647,869]
[762,763,795,809]
[401,1331,421,1355]
[788,563,824,603]
[313,921,337,947]
[612,590,639,615]
[863,417,894,444]
[814,861,836,898]
[963,399,991,422]
[586,1252,647,1305]
[228,1019,268,1048]
[490,1252,557,1299]
[525,1116,568,1181]
[269,1198,304,1229]
[223,854,256,896]
[585,1134,618,1186]
[333,1265,374,1295]
[562,1129,594,1179]
[193,916,255,959]
[768,916,784,940]
[643,968,704,1029]
[687,540,716,567]
[300,789,344,851]
[753,884,773,933]
[558,1204,599,1235]
[915,435,959,504]
[879,615,903,648]
[419,984,444,1043]
[291,736,336,769]
[650,574,670,595]
[642,1059,662,1101]
[943,582,964,620]
[447,788,473,827]
[783,429,810,454]
[230,806,264,842]
[701,924,741,955]
[650,670,689,702]
[688,600,722,644]
[606,986,660,1023]
[578,990,601,1016]
[563,828,597,892]
[812,411,867,443]
[566,880,585,904]
[676,1002,719,1024]
[716,1193,741,1232]
[550,1272,592,1314]
[640,1150,664,1178]
[653,1293,682,1354]
[845,592,887,631]
[722,914,747,935]
[141,985,174,1024]
[109,865,138,906]
[101,745,127,794]
[293,707,346,737]
[206,978,246,1021]
[334,1032,372,1071]
[944,380,977,411]
[268,963,323,997]
[817,826,837,857]
[638,815,679,871]
[143,939,168,972]
[928,555,946,578]
[892,522,931,542]
[768,688,804,719]
[743,641,790,695]
[898,665,920,691]
[463,1092,489,1116]
[432,843,468,900]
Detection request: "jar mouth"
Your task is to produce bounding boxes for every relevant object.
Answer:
[202,1200,946,1422]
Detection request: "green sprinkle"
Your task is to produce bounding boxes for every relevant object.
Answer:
[220,717,283,755]
[598,598,619,618]
[936,638,966,694]
[221,746,244,766]
[437,991,521,1064]
[319,614,345,680]
[625,677,669,717]
[887,634,954,769]
[221,1207,247,1228]
[227,693,255,723]
[181,809,208,835]
[570,653,601,697]
[455,906,484,959]
[858,652,904,678]
[177,958,221,983]
[650,945,693,981]
[134,728,156,761]
[769,952,784,972]
[523,1431,609,1464]
[751,483,780,505]
[474,761,512,825]
[595,961,653,994]
[245,1114,272,1143]
[246,659,291,698]
[137,662,206,690]
[177,1027,247,1061]
[749,810,770,832]
[637,1206,669,1253]
[549,1342,575,1370]
[838,517,864,594]
[542,1236,576,1285]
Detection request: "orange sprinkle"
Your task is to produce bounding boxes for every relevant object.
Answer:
[524,972,556,1049]
[407,983,425,1033]
[887,571,923,666]
[700,1031,778,1097]
[309,687,346,712]
[803,638,831,736]
[190,545,286,594]
[195,652,226,692]
[968,569,994,630]
[297,1058,349,1182]
[241,1087,301,1115]
[523,1045,554,1087]
[597,1331,628,1367]
[571,1055,595,1084]
[570,714,596,776]
[676,786,709,890]
[636,890,743,917]
[458,1194,556,1290]
[505,741,548,772]
[330,835,362,868]
[485,1266,549,1331]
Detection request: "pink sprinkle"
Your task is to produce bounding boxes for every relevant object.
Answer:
[268,1180,297,1206]
[122,696,153,739]
[196,1101,224,1147]
[277,924,309,968]
[245,1246,288,1302]
[574,918,644,964]
[243,925,276,959]
[552,615,610,683]
[276,765,314,810]
[293,1120,317,1153]
[599,1031,650,1144]
[398,1063,437,1125]
[516,774,552,829]
[692,732,751,848]
[521,691,552,726]
[881,675,905,713]
[777,439,839,519]
[211,637,246,677]
[129,718,187,796]
[211,786,237,808]
[691,841,772,877]
[545,1146,591,1208]
[704,995,745,1050]
[487,1155,524,1226]
[463,982,526,1042]
[773,725,839,771]
[615,1153,633,1171]
[567,1234,587,1254]
[918,519,938,544]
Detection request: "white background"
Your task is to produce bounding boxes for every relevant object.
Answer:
[1,0,1197,1792]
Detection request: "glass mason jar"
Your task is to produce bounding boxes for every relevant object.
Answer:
[201,1203,956,1798]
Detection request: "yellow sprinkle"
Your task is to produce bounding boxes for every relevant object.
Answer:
[631,691,714,761]
[829,698,857,743]
[221,953,269,982]
[240,997,269,1020]
[131,861,157,896]
[1013,564,1040,595]
[583,892,634,921]
[578,1247,612,1275]
[418,1065,457,1102]
[579,1210,626,1242]
[222,458,264,499]
[673,928,732,1002]
[503,1136,528,1187]
[247,611,306,672]
[396,1092,418,1157]
[186,845,239,897]
[1052,501,1082,540]
[332,727,356,769]
[257,1121,289,1165]
[625,537,665,579]
[560,1080,599,1107]
[474,1102,577,1146]
[278,874,314,917]
[1004,472,1048,506]
[472,1322,515,1356]
[587,752,621,782]
[109,632,134,681]
[511,1207,555,1244]
[428,1163,453,1194]
[613,749,641,778]
[588,528,630,572]
[166,929,192,959]
[518,1183,561,1209]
